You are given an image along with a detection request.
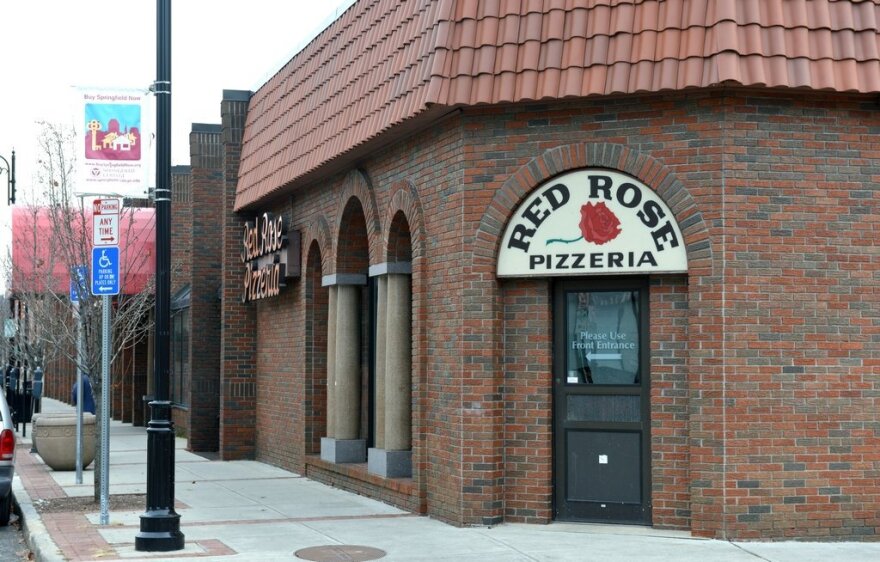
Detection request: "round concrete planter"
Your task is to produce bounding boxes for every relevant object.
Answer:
[33,413,97,470]
[30,412,73,452]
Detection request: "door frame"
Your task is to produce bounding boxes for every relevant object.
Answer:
[552,277,652,524]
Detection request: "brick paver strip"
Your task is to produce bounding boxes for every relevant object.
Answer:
[16,443,66,499]
[17,442,115,560]
[41,512,113,561]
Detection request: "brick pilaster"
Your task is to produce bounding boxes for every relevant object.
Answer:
[219,90,256,459]
[188,124,223,452]
[169,166,192,435]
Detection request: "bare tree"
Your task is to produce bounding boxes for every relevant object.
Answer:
[6,122,156,500]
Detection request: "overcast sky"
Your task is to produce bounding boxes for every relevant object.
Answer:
[0,0,354,201]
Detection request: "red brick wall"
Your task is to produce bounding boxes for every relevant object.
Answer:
[462,95,719,529]
[131,331,148,426]
[336,201,370,274]
[226,89,879,539]
[170,167,192,435]
[44,315,77,403]
[501,278,553,523]
[462,91,879,539]
[188,125,223,452]
[721,92,880,540]
[255,272,301,468]
[233,120,461,521]
[649,275,690,528]
[219,91,257,459]
[171,167,192,296]
[500,276,691,527]
[304,243,328,455]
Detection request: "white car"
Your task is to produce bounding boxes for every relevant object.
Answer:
[0,391,15,525]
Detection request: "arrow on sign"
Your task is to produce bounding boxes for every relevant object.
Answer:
[91,246,120,296]
[93,213,120,247]
[586,352,622,361]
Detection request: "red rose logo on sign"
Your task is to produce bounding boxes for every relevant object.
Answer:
[547,201,622,246]
[579,202,621,245]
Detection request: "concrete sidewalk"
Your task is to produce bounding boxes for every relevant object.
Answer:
[11,399,880,561]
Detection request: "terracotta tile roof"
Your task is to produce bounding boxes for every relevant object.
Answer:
[236,0,880,209]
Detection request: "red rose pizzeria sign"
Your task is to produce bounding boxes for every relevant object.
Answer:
[498,170,688,277]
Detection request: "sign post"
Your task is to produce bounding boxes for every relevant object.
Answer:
[70,265,87,484]
[91,200,120,527]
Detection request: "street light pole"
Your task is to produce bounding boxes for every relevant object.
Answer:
[0,149,14,205]
[135,0,184,551]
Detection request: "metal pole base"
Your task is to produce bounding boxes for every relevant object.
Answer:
[135,401,184,552]
[135,517,185,552]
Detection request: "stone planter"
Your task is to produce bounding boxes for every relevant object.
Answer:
[32,413,97,471]
[30,412,71,453]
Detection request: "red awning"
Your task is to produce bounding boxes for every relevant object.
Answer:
[10,206,156,296]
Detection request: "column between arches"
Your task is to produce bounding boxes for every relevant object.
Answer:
[368,261,413,478]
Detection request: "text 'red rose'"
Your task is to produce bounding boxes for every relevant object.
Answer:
[579,202,622,245]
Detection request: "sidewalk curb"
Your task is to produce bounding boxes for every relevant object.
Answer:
[13,477,64,562]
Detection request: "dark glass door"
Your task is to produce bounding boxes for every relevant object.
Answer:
[553,279,650,524]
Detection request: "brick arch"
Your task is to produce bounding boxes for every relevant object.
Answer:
[474,142,713,274]
[334,169,382,269]
[382,180,425,262]
[472,142,721,531]
[379,179,427,501]
[302,215,333,276]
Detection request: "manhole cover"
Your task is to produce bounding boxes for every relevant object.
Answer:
[295,545,386,561]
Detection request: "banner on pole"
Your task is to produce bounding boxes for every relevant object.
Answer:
[75,88,151,199]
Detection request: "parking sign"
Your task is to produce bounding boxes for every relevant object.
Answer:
[93,198,120,246]
[70,265,88,302]
[91,247,120,296]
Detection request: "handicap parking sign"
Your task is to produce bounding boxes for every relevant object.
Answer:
[70,265,88,302]
[91,247,120,296]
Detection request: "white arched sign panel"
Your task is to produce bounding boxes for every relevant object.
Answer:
[498,170,687,277]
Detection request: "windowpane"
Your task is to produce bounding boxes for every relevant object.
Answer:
[565,291,640,385]
[170,308,189,406]
[181,309,189,405]
[171,313,180,403]
[567,395,641,422]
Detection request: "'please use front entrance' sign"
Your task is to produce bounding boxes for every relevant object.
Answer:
[497,170,687,277]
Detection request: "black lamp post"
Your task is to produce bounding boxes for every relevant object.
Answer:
[0,149,14,205]
[135,0,184,552]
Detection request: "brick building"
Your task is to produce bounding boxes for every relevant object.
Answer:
[182,0,880,540]
[167,126,224,451]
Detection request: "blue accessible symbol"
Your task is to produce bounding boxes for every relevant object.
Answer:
[91,246,120,296]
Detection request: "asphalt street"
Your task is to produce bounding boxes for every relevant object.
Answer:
[0,515,30,561]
